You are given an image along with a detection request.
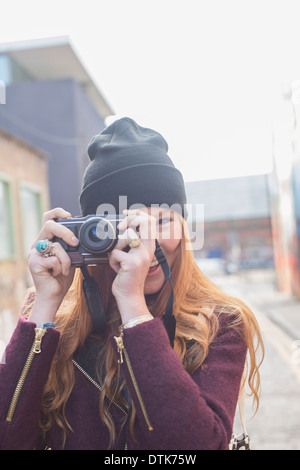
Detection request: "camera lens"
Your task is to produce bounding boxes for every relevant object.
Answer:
[79,217,116,253]
[88,225,101,243]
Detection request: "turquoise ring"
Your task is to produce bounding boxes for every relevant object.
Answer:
[35,239,54,257]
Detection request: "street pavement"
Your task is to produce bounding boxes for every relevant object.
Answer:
[212,269,300,450]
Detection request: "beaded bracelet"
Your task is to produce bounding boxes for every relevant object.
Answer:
[38,322,55,329]
[121,314,153,329]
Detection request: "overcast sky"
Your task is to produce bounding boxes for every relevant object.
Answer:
[1,0,300,182]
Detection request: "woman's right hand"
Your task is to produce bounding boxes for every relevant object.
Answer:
[27,208,79,325]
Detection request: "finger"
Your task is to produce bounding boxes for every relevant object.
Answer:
[48,242,72,276]
[123,209,143,216]
[28,248,62,277]
[117,228,140,247]
[33,219,79,249]
[42,207,71,225]
[119,210,147,227]
[117,216,155,263]
[117,214,141,232]
[127,215,156,248]
[108,247,128,274]
[29,246,75,282]
[118,213,155,241]
[50,256,63,278]
[111,233,134,259]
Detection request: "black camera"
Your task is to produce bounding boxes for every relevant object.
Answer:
[53,214,125,266]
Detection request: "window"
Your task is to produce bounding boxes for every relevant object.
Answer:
[0,54,32,85]
[0,177,14,260]
[19,183,42,257]
[0,55,11,85]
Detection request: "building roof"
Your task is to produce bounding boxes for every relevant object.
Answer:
[185,174,271,222]
[0,36,114,118]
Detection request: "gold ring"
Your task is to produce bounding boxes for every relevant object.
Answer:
[128,237,141,249]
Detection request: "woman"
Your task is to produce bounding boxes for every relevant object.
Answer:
[0,117,263,450]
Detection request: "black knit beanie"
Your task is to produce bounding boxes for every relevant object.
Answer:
[79,117,186,217]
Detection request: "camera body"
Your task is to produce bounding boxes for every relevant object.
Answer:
[53,214,125,266]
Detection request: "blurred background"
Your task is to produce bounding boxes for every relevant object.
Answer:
[0,0,299,449]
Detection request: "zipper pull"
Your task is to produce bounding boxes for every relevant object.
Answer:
[114,335,124,364]
[33,327,46,354]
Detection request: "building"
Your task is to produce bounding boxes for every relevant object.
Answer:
[294,157,300,298]
[0,37,115,345]
[270,82,300,299]
[185,174,274,274]
[0,128,49,342]
[0,36,114,216]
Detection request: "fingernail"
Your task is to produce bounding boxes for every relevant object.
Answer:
[72,236,79,245]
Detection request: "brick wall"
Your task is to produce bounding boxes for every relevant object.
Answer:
[0,129,49,345]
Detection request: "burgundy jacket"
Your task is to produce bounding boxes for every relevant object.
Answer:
[0,314,246,450]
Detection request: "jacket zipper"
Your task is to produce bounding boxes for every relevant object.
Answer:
[114,334,153,432]
[5,327,46,423]
[72,359,129,450]
[72,359,128,417]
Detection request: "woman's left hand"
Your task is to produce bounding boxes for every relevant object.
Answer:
[108,210,156,323]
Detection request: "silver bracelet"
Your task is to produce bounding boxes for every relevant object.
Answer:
[121,314,153,330]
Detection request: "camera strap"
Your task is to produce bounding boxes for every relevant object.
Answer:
[80,241,176,348]
[80,265,107,333]
[154,240,176,348]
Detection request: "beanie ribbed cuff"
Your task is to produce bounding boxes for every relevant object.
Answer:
[79,163,186,217]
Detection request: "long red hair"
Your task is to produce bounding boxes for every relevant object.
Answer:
[25,218,263,447]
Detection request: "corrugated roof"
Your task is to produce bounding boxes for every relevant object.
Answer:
[185,174,271,222]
